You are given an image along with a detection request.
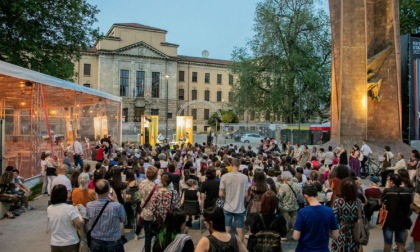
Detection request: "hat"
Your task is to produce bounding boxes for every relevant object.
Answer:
[370,176,380,184]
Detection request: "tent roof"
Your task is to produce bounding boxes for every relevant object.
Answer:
[0,60,121,109]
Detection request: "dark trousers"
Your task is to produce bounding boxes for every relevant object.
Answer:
[143,219,152,252]
[90,238,124,252]
[381,170,393,186]
[74,156,84,169]
[51,243,79,252]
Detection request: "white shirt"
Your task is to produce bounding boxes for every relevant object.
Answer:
[73,140,83,155]
[47,203,79,246]
[361,144,372,157]
[387,159,406,174]
[51,174,72,191]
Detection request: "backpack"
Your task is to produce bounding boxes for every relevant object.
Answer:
[253,214,282,252]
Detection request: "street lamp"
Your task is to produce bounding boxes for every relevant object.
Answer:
[165,74,170,143]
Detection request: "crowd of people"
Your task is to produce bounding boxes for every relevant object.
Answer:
[2,135,420,252]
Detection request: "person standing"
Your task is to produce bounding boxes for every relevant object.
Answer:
[219,158,250,242]
[380,146,394,187]
[324,146,335,168]
[73,137,84,170]
[406,149,419,184]
[86,179,127,252]
[360,140,372,171]
[349,144,362,177]
[51,165,72,202]
[293,184,339,251]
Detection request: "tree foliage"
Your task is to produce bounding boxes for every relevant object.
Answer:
[0,0,100,80]
[400,0,420,34]
[208,110,239,126]
[230,0,331,123]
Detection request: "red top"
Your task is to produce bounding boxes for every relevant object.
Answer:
[96,148,105,161]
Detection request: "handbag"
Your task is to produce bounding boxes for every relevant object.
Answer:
[86,201,110,248]
[378,204,388,228]
[137,184,157,226]
[353,200,369,245]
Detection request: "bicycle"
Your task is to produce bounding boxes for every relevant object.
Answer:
[360,157,381,179]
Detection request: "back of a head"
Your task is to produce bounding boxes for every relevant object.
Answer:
[231,158,240,168]
[203,207,226,232]
[95,179,110,195]
[78,172,90,190]
[260,190,278,214]
[205,167,216,179]
[164,208,187,233]
[51,184,68,204]
[340,177,358,202]
[302,183,318,198]
[146,166,158,181]
[161,173,172,187]
[336,164,350,179]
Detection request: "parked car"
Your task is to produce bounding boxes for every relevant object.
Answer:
[240,133,263,143]
[233,130,249,141]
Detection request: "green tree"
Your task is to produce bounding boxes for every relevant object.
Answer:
[230,0,331,123]
[400,0,420,34]
[0,0,100,80]
[208,110,239,126]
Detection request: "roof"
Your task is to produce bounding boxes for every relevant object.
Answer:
[178,55,232,66]
[109,23,167,34]
[0,60,122,106]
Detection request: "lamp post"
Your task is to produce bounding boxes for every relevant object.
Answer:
[165,74,169,143]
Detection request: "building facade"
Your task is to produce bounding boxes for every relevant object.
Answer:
[75,23,234,134]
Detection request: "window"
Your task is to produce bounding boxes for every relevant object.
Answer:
[83,83,91,88]
[217,91,222,102]
[151,109,159,115]
[192,90,197,100]
[229,74,234,85]
[229,91,234,102]
[179,89,184,100]
[134,107,144,122]
[217,74,222,84]
[204,90,210,101]
[204,109,209,120]
[179,71,185,82]
[192,72,197,82]
[193,126,197,132]
[167,113,172,119]
[136,71,145,97]
[123,108,128,122]
[151,72,160,98]
[204,126,209,132]
[120,70,129,96]
[192,109,197,120]
[205,73,210,83]
[83,63,91,76]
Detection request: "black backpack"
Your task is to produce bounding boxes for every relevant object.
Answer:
[253,214,282,252]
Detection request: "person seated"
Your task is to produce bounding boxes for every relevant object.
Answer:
[152,208,194,252]
[156,132,165,144]
[364,176,382,222]
[180,132,189,144]
[12,169,32,211]
[0,171,22,217]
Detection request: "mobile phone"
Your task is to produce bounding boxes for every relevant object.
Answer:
[108,188,113,198]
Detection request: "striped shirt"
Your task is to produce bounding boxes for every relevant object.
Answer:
[86,198,126,241]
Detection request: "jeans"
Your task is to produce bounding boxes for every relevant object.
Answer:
[143,219,152,252]
[74,156,84,170]
[90,238,124,252]
[383,226,404,245]
[223,210,246,228]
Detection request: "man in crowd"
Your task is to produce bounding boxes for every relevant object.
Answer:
[51,165,72,201]
[361,139,372,170]
[219,158,250,241]
[293,184,338,251]
[86,179,126,252]
[73,137,84,170]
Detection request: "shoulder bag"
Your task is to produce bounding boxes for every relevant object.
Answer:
[86,201,110,248]
[287,183,304,209]
[137,184,157,226]
[378,204,388,227]
[353,200,369,245]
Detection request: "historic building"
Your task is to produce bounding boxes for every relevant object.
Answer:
[75,23,234,134]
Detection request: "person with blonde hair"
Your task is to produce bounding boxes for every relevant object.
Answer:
[72,173,96,207]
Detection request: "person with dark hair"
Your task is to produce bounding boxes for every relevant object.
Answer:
[195,206,248,252]
[349,144,362,177]
[180,179,200,227]
[380,146,394,187]
[293,184,339,251]
[47,184,84,252]
[406,149,419,183]
[168,163,181,193]
[381,174,412,252]
[330,164,350,206]
[266,177,277,194]
[245,171,269,229]
[331,178,364,251]
[324,146,335,168]
[86,179,127,252]
[110,167,126,205]
[249,190,287,251]
[152,209,194,252]
[200,167,220,210]
[40,152,49,195]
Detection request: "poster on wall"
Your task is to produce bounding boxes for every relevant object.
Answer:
[94,116,108,139]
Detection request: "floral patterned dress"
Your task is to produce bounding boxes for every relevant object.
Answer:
[151,189,180,222]
[331,198,362,252]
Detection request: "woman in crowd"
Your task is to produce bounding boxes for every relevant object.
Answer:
[45,151,58,195]
[138,167,158,249]
[110,167,126,205]
[124,169,138,228]
[69,170,81,190]
[151,173,180,228]
[152,208,194,252]
[299,145,311,168]
[406,149,419,183]
[277,171,301,237]
[381,174,412,252]
[338,144,348,165]
[266,177,277,194]
[47,184,84,252]
[349,144,362,177]
[380,146,394,187]
[331,178,364,252]
[330,164,350,206]
[200,167,220,211]
[180,179,200,227]
[246,171,269,228]
[40,152,48,195]
[168,163,181,193]
[195,206,248,252]
[71,173,96,207]
[88,170,103,190]
[249,190,287,251]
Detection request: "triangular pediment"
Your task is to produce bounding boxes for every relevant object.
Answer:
[115,42,168,58]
